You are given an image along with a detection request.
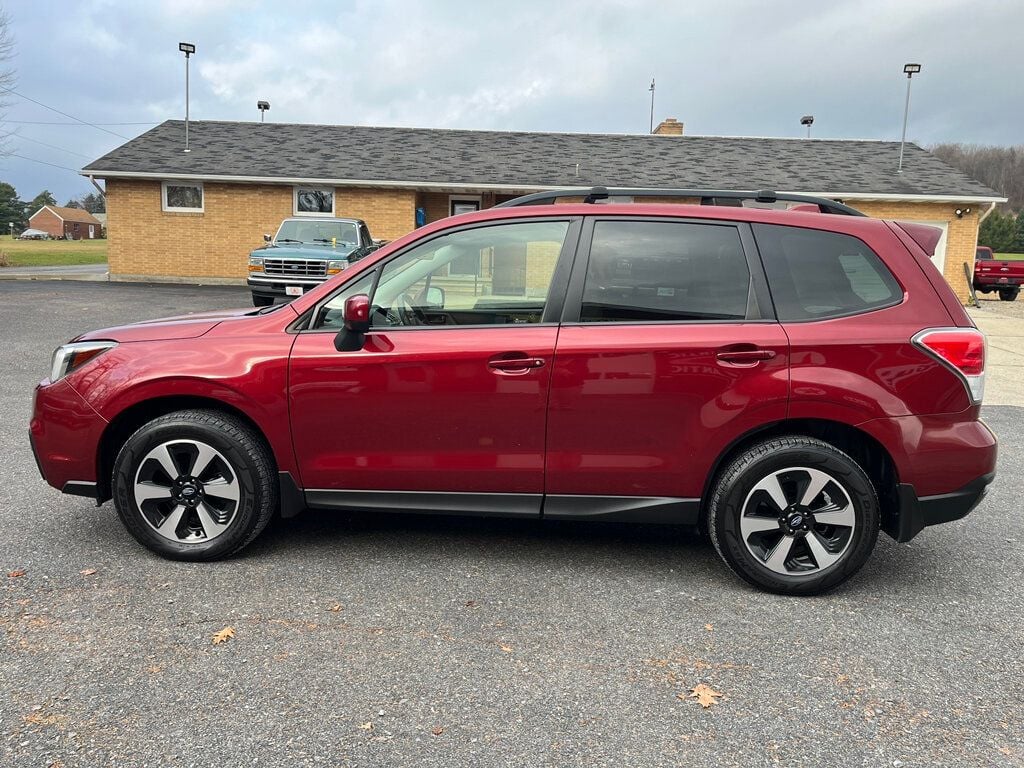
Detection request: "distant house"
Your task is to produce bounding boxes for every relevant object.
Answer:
[27,205,103,240]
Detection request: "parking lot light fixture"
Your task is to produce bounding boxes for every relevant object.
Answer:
[800,115,814,138]
[179,42,196,152]
[257,100,270,122]
[898,63,922,173]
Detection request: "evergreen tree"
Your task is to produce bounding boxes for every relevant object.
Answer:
[0,182,25,233]
[64,198,83,209]
[1015,210,1024,253]
[979,210,1018,253]
[27,190,57,214]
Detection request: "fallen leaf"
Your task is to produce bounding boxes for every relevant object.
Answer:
[683,683,723,709]
[999,746,1013,756]
[7,570,26,578]
[465,600,478,608]
[211,626,235,645]
[327,603,343,612]
[80,569,97,576]
[499,644,513,653]
[358,721,374,731]
[704,623,714,631]
[431,726,444,736]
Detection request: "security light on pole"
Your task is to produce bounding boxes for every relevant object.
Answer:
[257,100,270,122]
[179,42,196,152]
[898,63,922,173]
[648,77,655,134]
[800,115,814,138]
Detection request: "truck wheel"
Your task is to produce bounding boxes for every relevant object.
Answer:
[706,436,879,595]
[112,410,277,561]
[252,294,274,307]
[999,288,1019,302]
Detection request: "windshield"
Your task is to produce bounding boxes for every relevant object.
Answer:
[276,219,359,246]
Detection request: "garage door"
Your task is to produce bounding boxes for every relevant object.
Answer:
[901,220,948,272]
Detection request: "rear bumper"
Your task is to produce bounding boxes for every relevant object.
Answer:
[889,472,995,542]
[974,277,1022,288]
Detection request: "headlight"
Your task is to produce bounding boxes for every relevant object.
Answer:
[50,341,117,383]
[326,259,348,275]
[248,256,264,272]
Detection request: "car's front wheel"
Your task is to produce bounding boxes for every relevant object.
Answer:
[707,436,879,595]
[112,410,277,560]
[252,294,274,307]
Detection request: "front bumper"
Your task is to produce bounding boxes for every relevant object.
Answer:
[30,378,108,495]
[889,472,995,542]
[248,276,326,298]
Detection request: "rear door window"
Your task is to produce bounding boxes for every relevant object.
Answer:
[752,224,902,321]
[578,220,753,322]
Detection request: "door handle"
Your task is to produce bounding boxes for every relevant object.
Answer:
[716,349,776,363]
[488,357,546,372]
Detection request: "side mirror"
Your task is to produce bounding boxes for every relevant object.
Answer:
[263,233,272,243]
[344,294,371,333]
[334,294,371,352]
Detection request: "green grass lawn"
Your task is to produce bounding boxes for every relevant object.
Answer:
[995,253,1024,260]
[0,235,108,267]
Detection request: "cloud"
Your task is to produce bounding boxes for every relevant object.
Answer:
[6,0,1024,202]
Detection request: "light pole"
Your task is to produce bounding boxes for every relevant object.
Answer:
[648,77,655,134]
[8,222,13,239]
[898,63,921,173]
[800,115,814,138]
[257,100,270,122]
[179,42,196,152]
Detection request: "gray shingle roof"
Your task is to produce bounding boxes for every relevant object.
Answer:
[83,120,1002,200]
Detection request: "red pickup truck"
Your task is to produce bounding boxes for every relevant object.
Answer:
[974,246,1024,301]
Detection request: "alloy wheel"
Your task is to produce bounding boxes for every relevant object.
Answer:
[133,439,241,543]
[739,466,857,576]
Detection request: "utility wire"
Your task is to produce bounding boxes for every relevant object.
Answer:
[0,87,131,140]
[0,131,92,159]
[3,120,158,126]
[7,152,80,173]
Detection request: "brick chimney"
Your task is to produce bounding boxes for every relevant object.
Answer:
[653,117,684,136]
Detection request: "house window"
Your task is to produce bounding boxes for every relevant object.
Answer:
[294,187,335,216]
[162,181,204,212]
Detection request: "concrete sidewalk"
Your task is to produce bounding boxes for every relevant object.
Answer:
[968,306,1024,406]
[0,264,109,281]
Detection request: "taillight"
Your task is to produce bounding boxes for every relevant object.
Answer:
[912,328,986,404]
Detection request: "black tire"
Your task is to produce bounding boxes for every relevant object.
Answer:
[252,294,274,307]
[706,436,879,595]
[112,409,277,560]
[999,288,1019,302]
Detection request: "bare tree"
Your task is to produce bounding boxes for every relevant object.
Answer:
[931,143,1024,212]
[0,7,13,157]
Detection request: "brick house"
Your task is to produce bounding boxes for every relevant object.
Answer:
[27,205,103,240]
[81,118,1005,302]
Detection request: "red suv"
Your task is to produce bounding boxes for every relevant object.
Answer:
[30,189,996,594]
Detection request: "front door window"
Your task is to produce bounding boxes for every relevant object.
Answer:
[369,221,569,327]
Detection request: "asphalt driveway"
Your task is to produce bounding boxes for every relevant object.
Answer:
[2,281,1022,767]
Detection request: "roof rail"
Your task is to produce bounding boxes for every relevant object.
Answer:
[494,187,865,216]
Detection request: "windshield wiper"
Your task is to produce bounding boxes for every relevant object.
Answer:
[275,238,302,244]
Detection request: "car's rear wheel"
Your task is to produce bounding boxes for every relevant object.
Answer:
[252,294,274,307]
[112,410,277,560]
[707,436,879,595]
[999,288,1019,302]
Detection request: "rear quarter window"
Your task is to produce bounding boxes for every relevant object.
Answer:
[752,224,902,321]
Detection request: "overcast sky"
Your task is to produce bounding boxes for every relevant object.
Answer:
[3,0,1023,202]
